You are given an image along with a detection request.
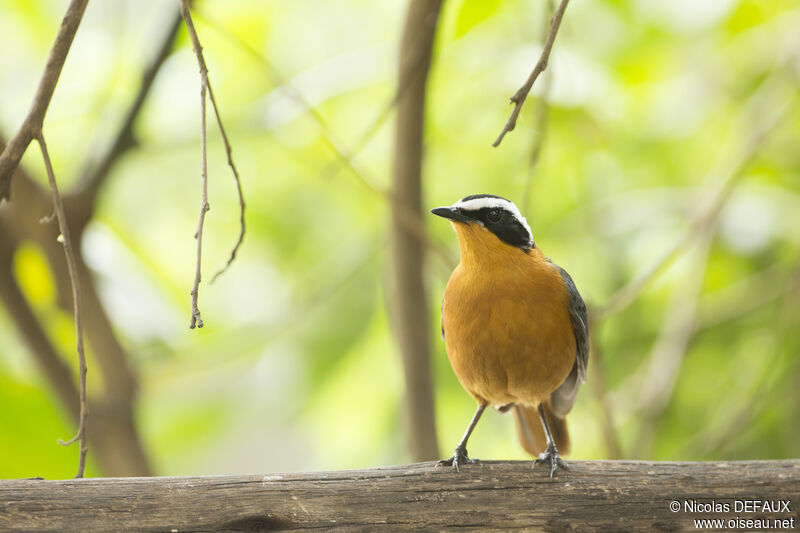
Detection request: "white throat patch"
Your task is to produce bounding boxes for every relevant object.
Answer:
[453,196,533,245]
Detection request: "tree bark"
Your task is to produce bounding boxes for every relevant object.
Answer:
[2,460,798,532]
[390,0,443,463]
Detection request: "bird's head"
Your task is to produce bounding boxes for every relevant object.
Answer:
[431,194,534,257]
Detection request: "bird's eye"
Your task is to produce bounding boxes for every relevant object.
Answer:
[487,209,502,223]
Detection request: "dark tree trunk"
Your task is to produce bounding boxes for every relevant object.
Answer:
[390,0,444,462]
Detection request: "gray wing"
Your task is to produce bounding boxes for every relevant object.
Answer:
[549,263,589,418]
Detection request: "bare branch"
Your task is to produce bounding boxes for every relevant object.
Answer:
[493,0,569,147]
[0,0,89,201]
[188,67,209,330]
[206,83,246,284]
[36,132,88,478]
[180,0,246,325]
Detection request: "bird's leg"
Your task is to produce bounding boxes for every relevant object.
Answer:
[533,403,569,479]
[438,403,486,471]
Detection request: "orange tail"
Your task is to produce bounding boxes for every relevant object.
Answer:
[513,403,570,456]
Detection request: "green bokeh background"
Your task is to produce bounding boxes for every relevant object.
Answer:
[1,0,798,479]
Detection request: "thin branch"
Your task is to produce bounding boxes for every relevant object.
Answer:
[493,0,569,147]
[206,83,245,284]
[73,8,184,207]
[36,132,88,478]
[189,79,209,329]
[0,0,89,201]
[180,0,245,326]
[187,58,209,329]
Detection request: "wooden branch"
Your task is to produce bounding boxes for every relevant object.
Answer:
[206,82,246,284]
[0,0,89,201]
[391,0,443,462]
[493,0,569,147]
[1,461,798,531]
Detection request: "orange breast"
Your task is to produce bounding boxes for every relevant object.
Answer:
[442,226,575,407]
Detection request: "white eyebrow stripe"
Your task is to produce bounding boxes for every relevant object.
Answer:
[454,196,514,211]
[453,197,533,246]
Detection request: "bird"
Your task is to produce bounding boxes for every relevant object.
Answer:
[431,194,588,478]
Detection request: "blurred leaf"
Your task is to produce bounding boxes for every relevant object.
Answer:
[453,0,502,38]
[13,243,56,307]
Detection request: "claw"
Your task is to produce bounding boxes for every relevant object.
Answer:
[437,445,478,472]
[533,444,568,479]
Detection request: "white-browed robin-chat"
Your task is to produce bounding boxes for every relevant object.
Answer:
[431,194,588,478]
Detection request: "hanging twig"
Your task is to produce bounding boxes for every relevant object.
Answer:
[37,133,89,478]
[179,0,246,326]
[189,78,209,329]
[183,0,210,329]
[493,0,569,147]
[206,82,246,284]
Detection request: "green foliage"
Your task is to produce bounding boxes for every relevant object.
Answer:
[0,0,798,478]
[452,0,503,39]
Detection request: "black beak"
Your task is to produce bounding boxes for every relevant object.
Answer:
[431,206,472,223]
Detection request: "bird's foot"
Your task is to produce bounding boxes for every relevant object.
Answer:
[533,444,568,479]
[437,445,478,472]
